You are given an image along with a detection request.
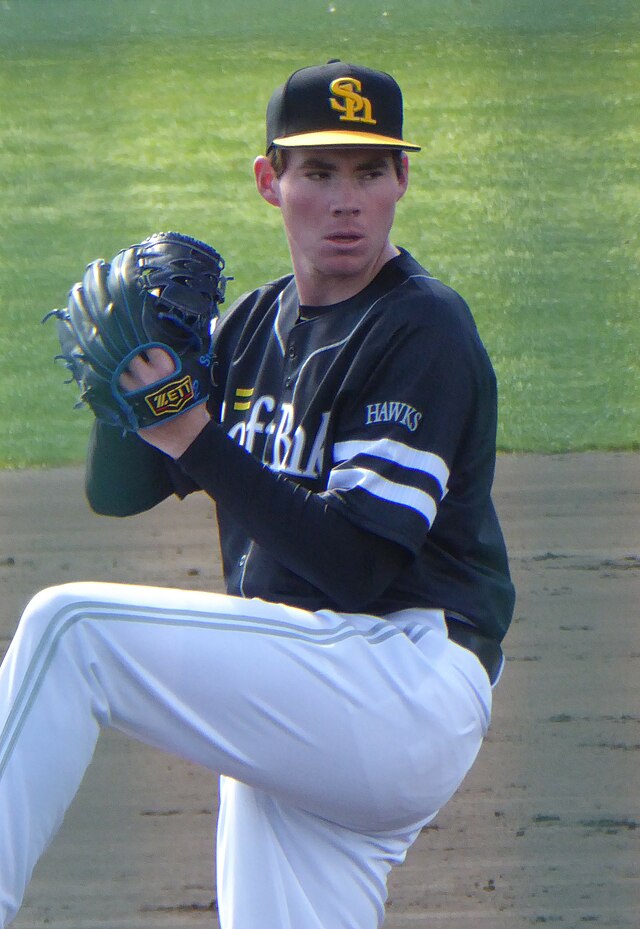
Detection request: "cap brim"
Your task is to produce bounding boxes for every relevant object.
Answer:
[271,129,421,152]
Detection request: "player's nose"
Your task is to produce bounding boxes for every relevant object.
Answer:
[330,178,362,216]
[332,204,361,216]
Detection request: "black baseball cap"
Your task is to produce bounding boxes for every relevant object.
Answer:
[266,60,421,153]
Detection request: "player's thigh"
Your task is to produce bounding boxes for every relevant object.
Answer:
[14,582,488,829]
[11,581,397,803]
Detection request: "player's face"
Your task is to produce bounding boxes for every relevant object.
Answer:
[255,147,408,305]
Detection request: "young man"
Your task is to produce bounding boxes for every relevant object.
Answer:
[0,61,514,928]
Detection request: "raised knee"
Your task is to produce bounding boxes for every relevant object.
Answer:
[23,582,88,615]
[18,582,99,639]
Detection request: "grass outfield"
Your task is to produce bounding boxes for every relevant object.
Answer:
[0,0,638,466]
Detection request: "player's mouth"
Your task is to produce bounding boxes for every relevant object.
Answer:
[324,232,364,247]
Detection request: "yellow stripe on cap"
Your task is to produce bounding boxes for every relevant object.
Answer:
[272,129,421,151]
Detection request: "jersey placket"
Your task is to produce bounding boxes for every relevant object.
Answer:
[262,328,302,469]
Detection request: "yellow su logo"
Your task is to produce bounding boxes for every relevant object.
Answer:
[329,77,377,125]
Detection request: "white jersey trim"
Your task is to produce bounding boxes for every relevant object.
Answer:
[273,290,287,357]
[327,466,438,527]
[333,438,449,497]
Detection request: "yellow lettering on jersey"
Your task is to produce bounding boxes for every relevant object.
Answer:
[329,77,377,125]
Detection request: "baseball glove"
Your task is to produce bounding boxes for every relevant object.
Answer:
[46,232,228,432]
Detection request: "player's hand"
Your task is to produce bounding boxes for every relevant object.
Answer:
[119,348,211,458]
[118,346,177,392]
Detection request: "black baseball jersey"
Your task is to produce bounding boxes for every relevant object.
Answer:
[203,249,514,641]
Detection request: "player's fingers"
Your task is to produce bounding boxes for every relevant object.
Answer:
[119,348,176,392]
[144,346,177,375]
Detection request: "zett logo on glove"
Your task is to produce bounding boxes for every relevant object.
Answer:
[144,375,195,418]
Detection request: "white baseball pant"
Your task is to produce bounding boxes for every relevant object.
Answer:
[0,582,492,928]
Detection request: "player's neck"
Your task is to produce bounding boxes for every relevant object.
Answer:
[293,243,400,307]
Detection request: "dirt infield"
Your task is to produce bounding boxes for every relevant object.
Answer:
[1,453,638,929]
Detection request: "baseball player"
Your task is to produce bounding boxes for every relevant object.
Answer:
[0,60,515,929]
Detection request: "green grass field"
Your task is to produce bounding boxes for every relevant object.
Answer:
[1,0,638,466]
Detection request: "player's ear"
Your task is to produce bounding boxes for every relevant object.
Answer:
[254,156,281,208]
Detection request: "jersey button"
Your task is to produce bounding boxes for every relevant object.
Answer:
[287,344,297,359]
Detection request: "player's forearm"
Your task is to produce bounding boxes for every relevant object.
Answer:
[177,420,410,612]
[85,421,179,516]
